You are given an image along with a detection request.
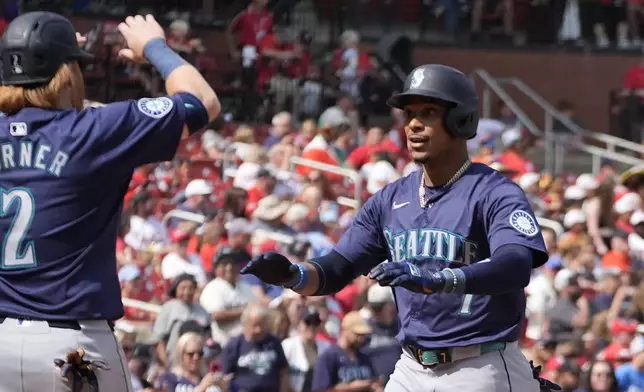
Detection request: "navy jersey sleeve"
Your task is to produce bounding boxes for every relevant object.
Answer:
[75,96,187,171]
[481,182,548,266]
[311,350,337,391]
[333,192,389,275]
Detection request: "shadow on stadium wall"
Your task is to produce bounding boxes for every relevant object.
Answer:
[70,16,641,135]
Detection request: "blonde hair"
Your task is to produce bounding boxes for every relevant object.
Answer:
[265,308,290,339]
[243,144,266,164]
[114,330,137,347]
[0,62,85,115]
[172,332,205,377]
[234,126,256,144]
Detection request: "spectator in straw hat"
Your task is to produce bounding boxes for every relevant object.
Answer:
[620,164,644,199]
[252,195,294,234]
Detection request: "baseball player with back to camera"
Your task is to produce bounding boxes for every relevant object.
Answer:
[242,64,562,392]
[0,11,220,392]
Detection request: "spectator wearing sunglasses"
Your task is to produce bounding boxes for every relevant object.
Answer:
[282,307,331,392]
[158,332,230,392]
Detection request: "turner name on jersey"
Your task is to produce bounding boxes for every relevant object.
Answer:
[0,141,69,176]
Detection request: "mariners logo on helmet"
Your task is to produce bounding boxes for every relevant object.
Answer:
[509,210,539,237]
[10,55,23,75]
[410,68,424,89]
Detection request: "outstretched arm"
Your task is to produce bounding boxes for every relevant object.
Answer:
[242,193,389,295]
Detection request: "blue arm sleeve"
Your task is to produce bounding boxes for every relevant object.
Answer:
[332,191,389,275]
[174,92,209,135]
[309,250,356,296]
[459,244,534,295]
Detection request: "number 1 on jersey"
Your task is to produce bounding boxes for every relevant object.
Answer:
[1,188,37,269]
[459,294,474,315]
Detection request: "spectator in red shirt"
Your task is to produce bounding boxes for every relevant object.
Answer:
[0,18,7,38]
[497,127,535,179]
[331,30,373,98]
[228,0,274,120]
[246,170,276,217]
[346,127,401,170]
[623,59,644,92]
[598,319,638,367]
[347,127,386,169]
[256,29,300,89]
[166,19,205,62]
[618,58,644,142]
[227,0,273,57]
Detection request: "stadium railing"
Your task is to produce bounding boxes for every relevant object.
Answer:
[471,69,644,174]
[290,156,362,209]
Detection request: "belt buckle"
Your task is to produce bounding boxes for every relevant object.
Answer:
[417,348,451,367]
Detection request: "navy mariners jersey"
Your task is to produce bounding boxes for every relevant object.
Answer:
[0,96,186,320]
[334,164,547,348]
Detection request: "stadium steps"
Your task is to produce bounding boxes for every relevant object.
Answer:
[471,69,644,175]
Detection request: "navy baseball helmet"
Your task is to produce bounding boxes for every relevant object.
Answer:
[387,64,479,139]
[0,12,92,87]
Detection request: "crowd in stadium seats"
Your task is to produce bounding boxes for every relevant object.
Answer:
[42,0,644,391]
[108,79,644,391]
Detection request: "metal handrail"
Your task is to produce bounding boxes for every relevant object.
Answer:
[536,217,564,239]
[161,209,207,226]
[470,69,644,174]
[496,76,644,155]
[290,156,363,208]
[122,298,161,314]
[470,69,542,137]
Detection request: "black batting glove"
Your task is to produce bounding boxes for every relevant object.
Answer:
[240,251,299,286]
[529,361,562,392]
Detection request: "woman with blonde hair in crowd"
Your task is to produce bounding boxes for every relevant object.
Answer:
[158,332,231,392]
[266,307,291,341]
[578,174,615,255]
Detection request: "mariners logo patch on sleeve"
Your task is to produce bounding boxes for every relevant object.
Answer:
[509,210,539,237]
[137,97,174,119]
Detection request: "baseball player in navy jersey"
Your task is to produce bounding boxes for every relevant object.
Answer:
[242,64,561,392]
[0,11,219,392]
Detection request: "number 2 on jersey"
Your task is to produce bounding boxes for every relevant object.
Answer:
[0,188,37,269]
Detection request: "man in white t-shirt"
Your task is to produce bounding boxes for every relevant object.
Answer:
[200,246,257,345]
[526,257,562,341]
[161,227,207,285]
